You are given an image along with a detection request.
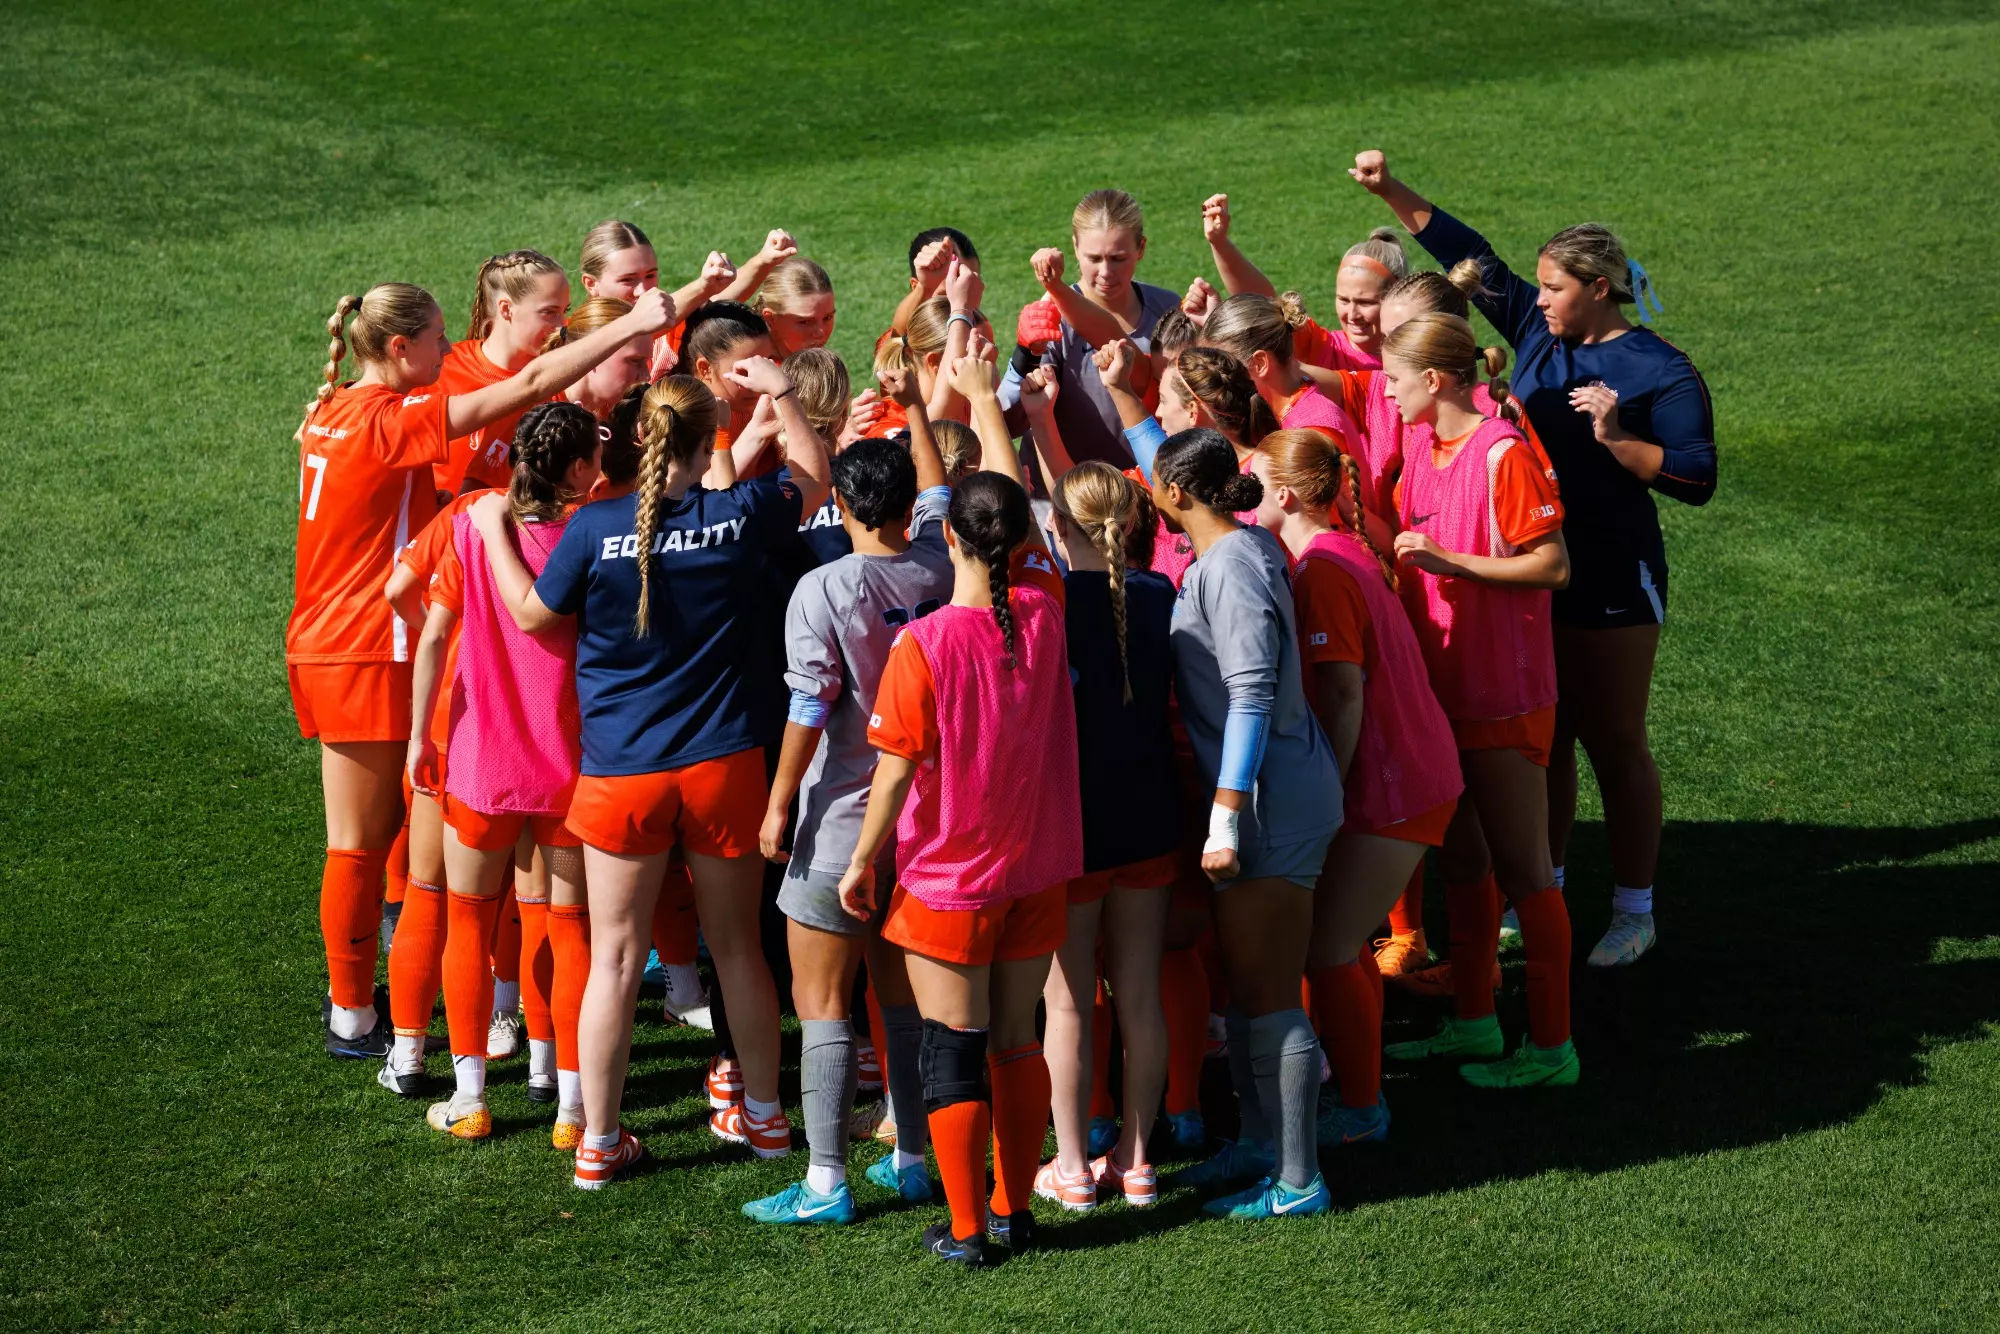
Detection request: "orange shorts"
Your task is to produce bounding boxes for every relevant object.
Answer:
[563,748,765,858]
[288,660,412,744]
[442,792,582,852]
[881,881,1068,966]
[1066,851,1182,904]
[1354,797,1458,847]
[1452,704,1556,768]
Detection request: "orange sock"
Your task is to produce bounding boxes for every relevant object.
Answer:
[490,885,521,987]
[927,1100,992,1242]
[388,877,448,1035]
[321,848,387,1009]
[1512,885,1573,1048]
[1300,976,1315,1033]
[385,823,410,907]
[548,904,591,1074]
[1088,979,1115,1120]
[652,864,699,966]
[518,895,553,1044]
[1160,947,1209,1117]
[444,892,501,1059]
[1311,951,1382,1110]
[988,1043,1052,1218]
[1387,858,1424,937]
[1446,874,1501,1021]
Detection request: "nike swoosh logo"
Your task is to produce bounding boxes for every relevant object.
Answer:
[349,935,372,945]
[1410,512,1437,526]
[794,1197,844,1217]
[1604,607,1628,616]
[1271,1189,1322,1214]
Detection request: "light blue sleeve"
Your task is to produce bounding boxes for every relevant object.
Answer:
[788,690,831,728]
[1124,417,1168,482]
[1216,705,1271,793]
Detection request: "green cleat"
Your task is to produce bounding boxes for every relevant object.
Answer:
[1460,1039,1580,1088]
[1384,1014,1504,1062]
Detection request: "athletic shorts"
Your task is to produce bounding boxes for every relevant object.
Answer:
[442,793,582,852]
[1352,796,1458,847]
[563,747,766,858]
[1553,550,1668,630]
[881,881,1068,966]
[779,854,892,938]
[1452,704,1556,768]
[1066,851,1182,904]
[288,660,412,744]
[1218,827,1338,892]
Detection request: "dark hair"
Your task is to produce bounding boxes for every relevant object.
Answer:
[1126,479,1159,569]
[830,438,918,531]
[1153,428,1262,514]
[680,300,768,373]
[600,382,647,486]
[1173,346,1279,446]
[908,227,979,274]
[507,402,601,523]
[947,471,1031,668]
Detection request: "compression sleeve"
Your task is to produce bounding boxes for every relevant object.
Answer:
[1216,703,1271,794]
[787,691,831,729]
[1411,206,1543,353]
[1124,416,1168,483]
[1646,361,1718,506]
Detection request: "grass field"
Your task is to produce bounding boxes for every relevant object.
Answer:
[4,1,1999,1328]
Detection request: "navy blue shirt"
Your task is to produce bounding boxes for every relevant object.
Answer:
[1415,207,1716,571]
[537,470,804,776]
[1065,567,1181,871]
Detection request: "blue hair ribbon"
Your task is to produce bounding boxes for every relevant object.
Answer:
[1628,258,1664,325]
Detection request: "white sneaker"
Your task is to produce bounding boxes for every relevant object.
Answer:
[664,995,713,1031]
[487,1011,524,1060]
[1498,906,1522,949]
[1587,911,1656,967]
[850,1096,892,1143]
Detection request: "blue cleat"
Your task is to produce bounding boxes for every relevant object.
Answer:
[1202,1173,1331,1219]
[1317,1091,1391,1146]
[642,948,666,988]
[1087,1116,1118,1158]
[865,1154,934,1203]
[922,1221,987,1268]
[1166,1110,1206,1153]
[1174,1137,1274,1188]
[742,1179,856,1225]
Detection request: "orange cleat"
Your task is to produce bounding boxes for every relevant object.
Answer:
[551,1106,584,1152]
[425,1097,491,1140]
[1373,930,1431,978]
[1391,958,1502,998]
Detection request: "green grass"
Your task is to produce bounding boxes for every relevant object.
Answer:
[4,2,1999,1328]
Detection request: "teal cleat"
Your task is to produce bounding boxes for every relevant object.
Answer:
[1317,1091,1390,1146]
[1384,1013,1504,1062]
[1166,1110,1206,1153]
[1202,1173,1331,1219]
[742,1179,857,1225]
[1087,1116,1118,1158]
[865,1153,935,1203]
[1174,1137,1274,1189]
[1461,1039,1580,1089]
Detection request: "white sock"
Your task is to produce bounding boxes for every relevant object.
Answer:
[391,1033,425,1071]
[329,1001,376,1040]
[1551,864,1566,891]
[1613,884,1654,915]
[584,1129,619,1152]
[452,1053,486,1102]
[744,1094,782,1122]
[528,1038,556,1081]
[893,1146,925,1172]
[806,1164,845,1194]
[557,1069,582,1107]
[492,979,520,1016]
[663,963,704,1010]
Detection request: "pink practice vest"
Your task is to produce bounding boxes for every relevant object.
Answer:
[1395,417,1557,723]
[1298,532,1463,829]
[443,513,581,815]
[893,584,1084,911]
[1350,376,1499,530]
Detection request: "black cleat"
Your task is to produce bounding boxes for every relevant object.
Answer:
[376,1059,428,1098]
[323,991,394,1060]
[379,899,403,956]
[526,1076,559,1104]
[985,1208,1037,1251]
[922,1222,987,1269]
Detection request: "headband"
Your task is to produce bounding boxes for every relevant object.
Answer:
[1628,259,1664,324]
[1340,255,1395,280]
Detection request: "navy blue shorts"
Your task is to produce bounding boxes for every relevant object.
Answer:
[1553,551,1668,630]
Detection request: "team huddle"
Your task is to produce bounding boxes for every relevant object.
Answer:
[288,148,1715,1265]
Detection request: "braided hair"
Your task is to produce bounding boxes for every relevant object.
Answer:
[600,382,647,489]
[1174,346,1279,447]
[507,402,600,524]
[630,376,718,637]
[467,249,564,341]
[1053,462,1140,702]
[1338,452,1397,591]
[309,283,435,415]
[1153,427,1263,516]
[947,471,1031,669]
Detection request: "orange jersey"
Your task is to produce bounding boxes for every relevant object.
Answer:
[399,490,493,746]
[1394,430,1564,551]
[434,341,538,497]
[1292,555,1373,672]
[289,383,451,664]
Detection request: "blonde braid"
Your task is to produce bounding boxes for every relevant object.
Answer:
[1095,516,1132,704]
[1340,452,1396,591]
[312,295,362,414]
[631,403,675,638]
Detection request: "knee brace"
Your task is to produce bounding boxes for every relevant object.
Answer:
[919,1019,990,1114]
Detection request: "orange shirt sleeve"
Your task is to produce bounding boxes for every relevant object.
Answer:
[371,390,452,469]
[1293,558,1372,670]
[1293,318,1336,370]
[430,536,466,617]
[1011,545,1066,610]
[1491,441,1565,549]
[867,632,939,763]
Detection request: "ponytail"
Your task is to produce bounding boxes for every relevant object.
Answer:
[1337,453,1397,591]
[315,295,362,412]
[630,376,719,637]
[1053,462,1140,703]
[1154,428,1262,516]
[947,471,1032,669]
[309,284,435,415]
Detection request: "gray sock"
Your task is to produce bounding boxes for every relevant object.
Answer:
[879,1003,927,1156]
[1250,1008,1322,1189]
[799,1019,856,1170]
[1226,1006,1270,1146]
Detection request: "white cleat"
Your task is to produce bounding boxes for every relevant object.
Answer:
[664,995,714,1031]
[487,1011,524,1060]
[1587,911,1656,967]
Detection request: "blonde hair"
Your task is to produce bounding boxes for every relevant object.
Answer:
[312,282,437,410]
[1380,312,1520,426]
[784,347,850,445]
[468,249,565,341]
[542,295,630,353]
[1540,223,1633,302]
[1072,189,1144,240]
[757,257,833,317]
[1053,462,1140,703]
[880,294,983,378]
[580,220,652,281]
[1258,429,1396,590]
[1203,292,1306,365]
[1340,226,1409,280]
[630,376,718,636]
[931,419,980,480]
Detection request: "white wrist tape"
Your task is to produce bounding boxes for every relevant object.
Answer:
[1203,803,1240,857]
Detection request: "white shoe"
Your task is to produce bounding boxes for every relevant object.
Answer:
[1498,906,1522,949]
[664,995,713,1031]
[850,1096,893,1143]
[487,1011,524,1060]
[1587,911,1656,967]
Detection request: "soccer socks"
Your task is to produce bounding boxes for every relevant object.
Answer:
[1612,884,1653,915]
[389,877,448,1036]
[490,886,521,994]
[444,892,501,1059]
[1224,1007,1271,1145]
[1446,874,1503,1020]
[1388,859,1424,937]
[800,1019,856,1179]
[518,895,553,1044]
[1512,885,1574,1049]
[988,1042,1052,1219]
[1248,1008,1321,1190]
[1160,947,1209,1117]
[385,823,409,907]
[1312,951,1383,1110]
[1551,864,1566,890]
[881,1003,928,1158]
[320,847,388,1012]
[921,1021,991,1242]
[547,903,591,1080]
[1088,979,1115,1121]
